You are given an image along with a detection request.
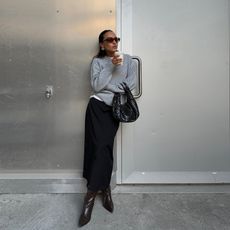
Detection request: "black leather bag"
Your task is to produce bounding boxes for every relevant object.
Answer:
[112,82,140,122]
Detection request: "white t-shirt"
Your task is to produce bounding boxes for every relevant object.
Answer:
[89,95,103,101]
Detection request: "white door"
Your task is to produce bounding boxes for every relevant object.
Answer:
[117,0,230,184]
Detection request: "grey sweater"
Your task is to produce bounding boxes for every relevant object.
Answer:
[90,53,136,106]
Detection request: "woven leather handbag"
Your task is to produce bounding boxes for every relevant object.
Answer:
[112,82,139,122]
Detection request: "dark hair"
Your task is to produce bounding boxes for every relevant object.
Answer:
[96,29,113,58]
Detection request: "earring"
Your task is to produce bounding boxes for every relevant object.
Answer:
[101,47,105,50]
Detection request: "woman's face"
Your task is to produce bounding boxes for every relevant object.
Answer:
[100,31,120,56]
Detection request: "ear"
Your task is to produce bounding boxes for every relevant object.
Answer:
[99,43,104,50]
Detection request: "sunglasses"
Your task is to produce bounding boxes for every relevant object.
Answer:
[103,37,120,43]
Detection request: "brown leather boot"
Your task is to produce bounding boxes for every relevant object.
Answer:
[78,189,98,227]
[102,185,114,213]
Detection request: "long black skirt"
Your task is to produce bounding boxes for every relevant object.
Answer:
[82,97,120,192]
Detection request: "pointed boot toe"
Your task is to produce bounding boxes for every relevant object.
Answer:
[78,215,90,227]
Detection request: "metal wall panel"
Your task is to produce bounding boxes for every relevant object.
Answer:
[0,0,115,171]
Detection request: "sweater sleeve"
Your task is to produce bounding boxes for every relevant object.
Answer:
[104,55,136,93]
[123,55,136,91]
[90,58,115,92]
[105,83,125,93]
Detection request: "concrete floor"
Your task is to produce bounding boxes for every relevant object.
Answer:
[1,187,230,230]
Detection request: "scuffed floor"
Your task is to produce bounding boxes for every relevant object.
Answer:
[0,193,230,230]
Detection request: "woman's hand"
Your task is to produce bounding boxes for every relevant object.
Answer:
[111,55,123,65]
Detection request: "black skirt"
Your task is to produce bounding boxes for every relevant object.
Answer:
[82,97,120,192]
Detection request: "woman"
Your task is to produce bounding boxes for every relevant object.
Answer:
[79,29,136,227]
